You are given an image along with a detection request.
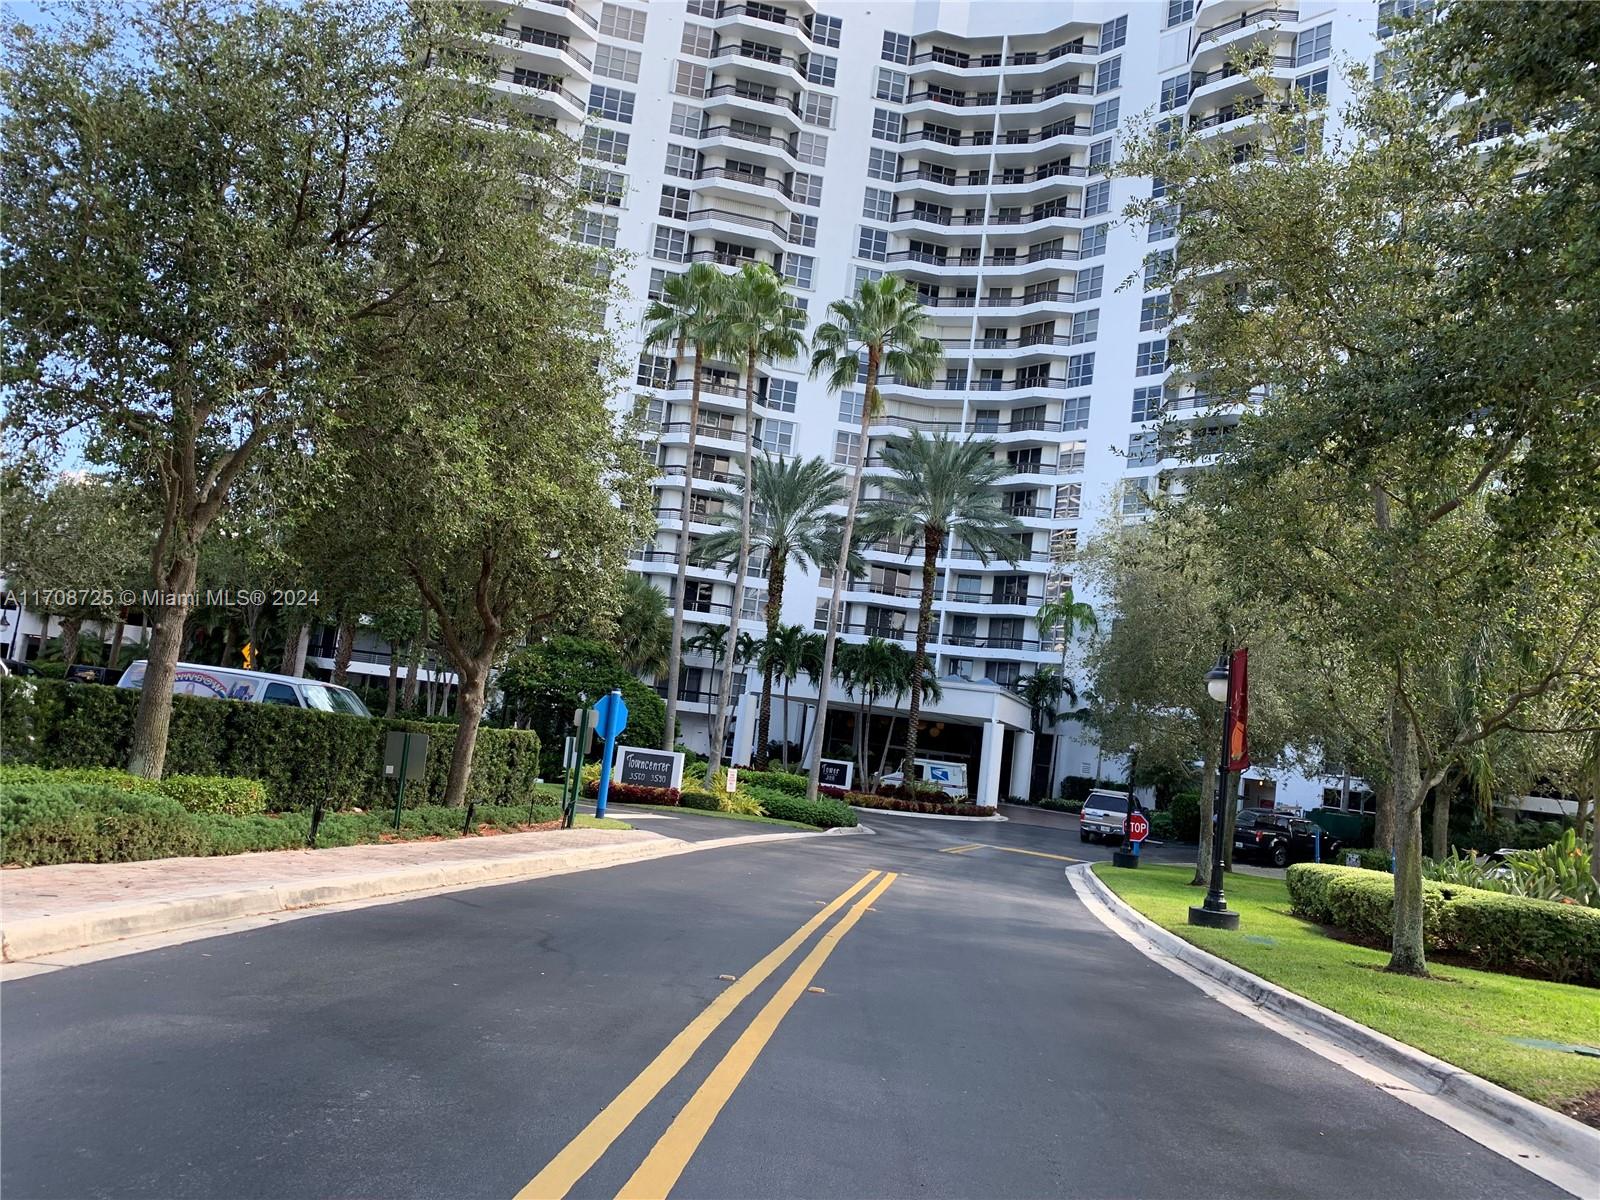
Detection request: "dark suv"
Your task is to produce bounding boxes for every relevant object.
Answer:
[1233,809,1339,868]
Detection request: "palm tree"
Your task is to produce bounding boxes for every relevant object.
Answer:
[763,623,820,770]
[1035,587,1098,796]
[804,275,943,801]
[682,625,727,707]
[848,636,903,785]
[862,431,1023,781]
[704,264,807,776]
[878,655,944,782]
[695,455,849,769]
[643,262,730,751]
[616,573,672,676]
[1016,667,1076,802]
[792,628,827,768]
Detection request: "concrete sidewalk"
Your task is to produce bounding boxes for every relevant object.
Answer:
[0,825,802,962]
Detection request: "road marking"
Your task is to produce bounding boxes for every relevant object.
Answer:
[514,870,882,1200]
[937,843,983,854]
[617,872,899,1200]
[947,843,1083,864]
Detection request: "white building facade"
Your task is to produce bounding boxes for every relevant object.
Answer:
[487,0,1391,807]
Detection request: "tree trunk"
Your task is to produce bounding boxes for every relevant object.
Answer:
[278,618,302,674]
[59,617,82,667]
[128,553,199,780]
[901,529,941,779]
[663,345,704,751]
[108,612,127,669]
[1386,702,1429,976]
[781,677,793,771]
[332,614,356,686]
[220,623,236,669]
[403,603,427,711]
[442,663,490,808]
[755,557,785,770]
[877,710,898,781]
[806,346,880,803]
[707,346,761,776]
[386,641,400,718]
[1193,760,1219,887]
[1431,785,1450,862]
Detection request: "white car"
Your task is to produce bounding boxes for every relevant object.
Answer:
[117,660,372,717]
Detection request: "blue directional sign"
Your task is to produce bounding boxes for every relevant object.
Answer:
[593,690,630,819]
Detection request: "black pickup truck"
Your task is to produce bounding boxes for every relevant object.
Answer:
[1233,809,1339,868]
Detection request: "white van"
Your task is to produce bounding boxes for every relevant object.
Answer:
[117,661,373,718]
[880,757,970,800]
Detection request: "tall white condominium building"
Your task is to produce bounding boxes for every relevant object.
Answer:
[488,0,1387,808]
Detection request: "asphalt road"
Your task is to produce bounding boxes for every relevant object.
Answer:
[0,810,1560,1200]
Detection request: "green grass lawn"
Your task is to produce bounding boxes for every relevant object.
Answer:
[573,815,631,831]
[1093,863,1600,1113]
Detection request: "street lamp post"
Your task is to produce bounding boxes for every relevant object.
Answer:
[1189,651,1240,930]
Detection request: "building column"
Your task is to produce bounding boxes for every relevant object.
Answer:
[730,690,759,767]
[976,719,1004,808]
[1009,728,1036,803]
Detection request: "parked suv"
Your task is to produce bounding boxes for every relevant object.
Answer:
[1233,809,1338,868]
[1079,789,1137,844]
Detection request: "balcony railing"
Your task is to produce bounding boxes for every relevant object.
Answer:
[684,207,791,240]
[880,374,1076,392]
[1191,56,1294,89]
[907,37,1096,69]
[1189,98,1295,130]
[495,69,584,108]
[707,43,805,74]
[697,124,796,153]
[1194,7,1298,47]
[913,291,1078,309]
[890,205,1083,227]
[496,24,593,69]
[531,0,598,31]
[895,164,1086,186]
[704,82,803,117]
[693,165,800,201]
[713,3,814,36]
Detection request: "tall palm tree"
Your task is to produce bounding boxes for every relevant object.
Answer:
[704,264,807,776]
[643,262,730,751]
[695,455,850,769]
[862,431,1023,781]
[804,275,943,801]
[1017,667,1076,801]
[616,573,672,676]
[1035,587,1098,796]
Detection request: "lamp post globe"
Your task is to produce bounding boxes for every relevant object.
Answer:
[1205,655,1230,705]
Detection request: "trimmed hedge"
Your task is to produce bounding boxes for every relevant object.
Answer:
[738,769,809,797]
[0,677,539,811]
[1038,797,1085,814]
[0,764,268,816]
[750,791,856,829]
[1286,864,1600,986]
[846,792,993,817]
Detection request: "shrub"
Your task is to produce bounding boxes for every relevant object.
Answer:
[582,780,680,806]
[846,792,991,817]
[155,774,269,817]
[752,792,857,829]
[1148,811,1175,840]
[739,769,808,797]
[1038,797,1084,814]
[1166,790,1201,842]
[680,789,723,812]
[0,677,539,812]
[1285,863,1599,985]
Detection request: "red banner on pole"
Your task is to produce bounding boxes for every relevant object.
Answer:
[1226,647,1250,772]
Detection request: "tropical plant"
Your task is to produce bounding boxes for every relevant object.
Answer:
[860,431,1022,781]
[643,261,731,751]
[804,275,943,801]
[703,264,807,778]
[1034,587,1097,796]
[1425,831,1597,908]
[616,574,672,677]
[835,637,904,785]
[878,656,944,783]
[695,455,849,768]
[1017,666,1076,800]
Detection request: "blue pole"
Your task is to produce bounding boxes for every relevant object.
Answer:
[596,730,618,819]
[1314,826,1322,864]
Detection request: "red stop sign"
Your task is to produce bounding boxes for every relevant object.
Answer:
[1125,812,1150,843]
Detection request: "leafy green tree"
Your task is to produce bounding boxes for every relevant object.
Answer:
[0,1,542,777]
[617,574,672,678]
[695,455,848,769]
[643,263,731,751]
[805,276,943,801]
[860,431,1022,781]
[703,265,806,777]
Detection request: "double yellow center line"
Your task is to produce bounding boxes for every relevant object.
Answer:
[516,869,898,1200]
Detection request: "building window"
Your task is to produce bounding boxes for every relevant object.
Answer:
[669,103,702,137]
[791,172,823,206]
[659,186,690,220]
[1091,98,1120,135]
[1166,0,1194,27]
[789,213,819,246]
[792,91,830,128]
[1295,23,1333,66]
[765,378,798,412]
[1065,354,1094,388]
[672,61,709,99]
[1147,205,1177,242]
[1059,441,1087,472]
[664,144,697,179]
[862,187,893,221]
[1095,56,1121,94]
[581,167,626,207]
[871,108,903,142]
[1128,431,1160,467]
[1159,73,1190,113]
[834,430,862,466]
[680,23,713,57]
[1151,176,1167,199]
[1122,479,1154,515]
[882,31,911,64]
[1060,395,1091,431]
[854,266,884,289]
[637,354,672,389]
[867,148,899,181]
[837,390,865,423]
[811,13,842,48]
[1100,15,1127,51]
[1374,48,1411,89]
[1055,482,1082,519]
[646,268,672,300]
[1088,138,1114,172]
[857,227,888,261]
[598,3,647,42]
[876,68,907,103]
[595,44,641,82]
[1135,339,1168,376]
[576,211,618,247]
[685,0,715,13]
[1378,0,1438,39]
[805,52,838,87]
[1144,248,1174,287]
[782,253,814,290]
[987,662,1021,688]
[758,418,796,455]
[795,131,828,166]
[1083,180,1110,218]
[1140,294,1170,332]
[1074,265,1104,302]
[582,127,629,165]
[1131,386,1164,423]
[1080,223,1108,258]
[1296,69,1330,100]
[589,85,635,124]
[652,225,688,263]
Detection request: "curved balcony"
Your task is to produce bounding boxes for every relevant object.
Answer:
[656,463,745,488]
[696,123,803,170]
[908,291,1086,316]
[682,206,793,249]
[702,82,804,128]
[690,164,802,207]
[1188,56,1295,106]
[888,203,1086,231]
[489,26,593,72]
[489,69,586,122]
[1192,7,1299,54]
[527,0,598,36]
[706,4,817,52]
[705,41,807,88]
[893,163,1087,189]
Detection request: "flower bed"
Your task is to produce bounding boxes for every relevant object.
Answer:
[844,792,994,817]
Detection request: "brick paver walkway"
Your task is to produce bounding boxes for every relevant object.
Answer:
[0,827,664,924]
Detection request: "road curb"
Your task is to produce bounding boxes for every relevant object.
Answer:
[1068,863,1600,1197]
[0,830,817,963]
